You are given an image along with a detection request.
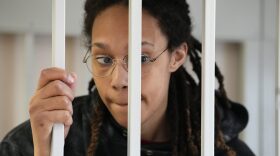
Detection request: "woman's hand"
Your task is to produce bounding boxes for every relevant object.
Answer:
[29,67,77,156]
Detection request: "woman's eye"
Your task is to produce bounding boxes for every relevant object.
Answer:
[141,55,150,64]
[95,56,113,65]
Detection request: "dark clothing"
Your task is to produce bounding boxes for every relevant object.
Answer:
[0,91,255,156]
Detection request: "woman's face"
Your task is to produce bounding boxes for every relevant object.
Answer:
[91,5,186,129]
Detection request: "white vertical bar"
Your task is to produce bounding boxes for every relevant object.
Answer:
[277,0,280,155]
[201,0,216,156]
[128,0,142,156]
[51,0,65,156]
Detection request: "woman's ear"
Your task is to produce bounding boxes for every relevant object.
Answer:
[169,43,188,72]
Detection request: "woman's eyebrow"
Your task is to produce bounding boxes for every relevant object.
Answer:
[142,41,154,47]
[92,41,153,50]
[91,42,110,50]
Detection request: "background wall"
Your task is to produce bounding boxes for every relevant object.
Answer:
[0,0,278,155]
[189,0,277,155]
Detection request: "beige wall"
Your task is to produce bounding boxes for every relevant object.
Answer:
[0,34,17,138]
[216,42,243,103]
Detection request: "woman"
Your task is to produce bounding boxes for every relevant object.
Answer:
[0,0,255,155]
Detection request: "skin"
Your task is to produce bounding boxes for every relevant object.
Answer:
[29,4,187,156]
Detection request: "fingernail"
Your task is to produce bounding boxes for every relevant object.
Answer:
[70,72,77,80]
[68,74,74,83]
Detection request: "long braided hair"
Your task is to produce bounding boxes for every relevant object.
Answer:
[83,0,236,155]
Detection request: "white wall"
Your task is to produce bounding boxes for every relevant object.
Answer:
[0,0,84,36]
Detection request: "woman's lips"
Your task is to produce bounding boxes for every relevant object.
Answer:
[113,99,143,106]
[115,103,128,106]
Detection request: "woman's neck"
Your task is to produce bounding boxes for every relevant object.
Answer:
[141,111,170,143]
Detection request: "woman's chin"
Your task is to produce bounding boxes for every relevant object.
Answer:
[115,116,128,128]
[109,100,145,128]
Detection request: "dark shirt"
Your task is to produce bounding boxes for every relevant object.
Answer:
[0,91,255,156]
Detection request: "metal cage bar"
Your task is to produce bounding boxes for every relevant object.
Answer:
[51,0,65,156]
[128,0,142,156]
[277,0,280,155]
[201,0,216,156]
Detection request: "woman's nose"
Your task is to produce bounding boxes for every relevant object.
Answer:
[110,64,128,90]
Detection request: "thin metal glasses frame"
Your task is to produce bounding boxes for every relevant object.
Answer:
[82,46,168,77]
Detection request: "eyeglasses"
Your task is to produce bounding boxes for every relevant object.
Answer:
[83,46,168,77]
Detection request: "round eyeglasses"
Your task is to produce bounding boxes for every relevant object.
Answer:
[83,47,168,77]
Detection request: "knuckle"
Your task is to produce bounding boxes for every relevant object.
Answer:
[54,80,63,92]
[69,95,74,102]
[31,112,46,124]
[29,97,38,114]
[63,111,70,119]
[65,117,73,126]
[28,105,34,114]
[65,101,73,112]
[61,72,68,81]
[40,68,49,78]
[61,97,73,113]
[60,96,70,105]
